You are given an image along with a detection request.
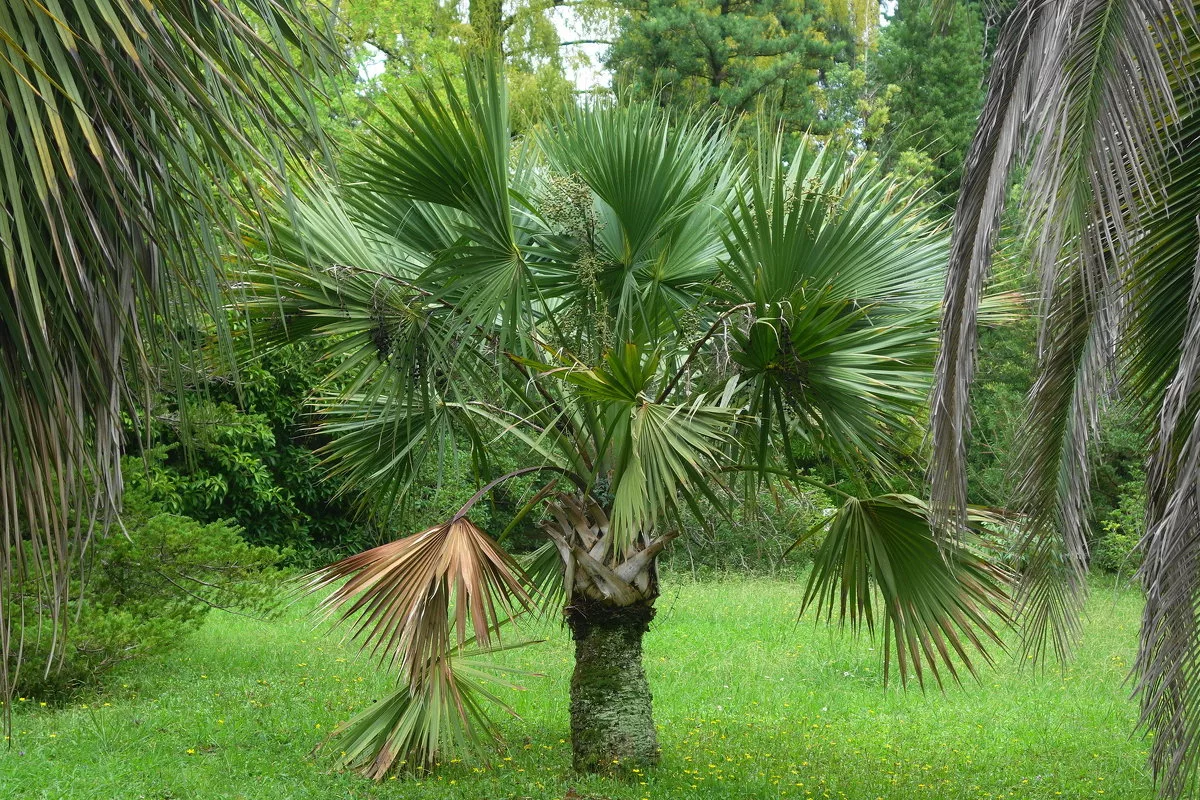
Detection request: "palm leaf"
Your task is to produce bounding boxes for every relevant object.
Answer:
[329,641,541,777]
[800,494,1013,687]
[0,0,331,732]
[723,138,945,308]
[931,2,1200,794]
[307,517,535,685]
[558,344,738,555]
[930,0,1056,536]
[1128,19,1200,796]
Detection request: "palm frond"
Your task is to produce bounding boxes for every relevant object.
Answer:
[1009,263,1116,663]
[1129,21,1200,795]
[329,641,540,777]
[932,2,1200,794]
[0,0,330,730]
[729,289,938,480]
[560,344,737,555]
[930,0,1055,535]
[306,511,540,777]
[721,137,947,482]
[307,517,534,684]
[345,61,533,349]
[801,494,1013,687]
[723,138,945,308]
[536,100,733,347]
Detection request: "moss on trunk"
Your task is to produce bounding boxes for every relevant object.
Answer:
[565,599,659,775]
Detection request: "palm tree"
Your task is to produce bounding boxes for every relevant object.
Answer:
[929,2,1200,796]
[0,0,329,732]
[246,65,1012,778]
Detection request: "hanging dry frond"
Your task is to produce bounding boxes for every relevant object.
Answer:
[307,517,534,684]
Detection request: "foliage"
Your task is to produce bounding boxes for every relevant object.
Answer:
[243,64,1014,776]
[0,0,331,731]
[930,1,1200,794]
[117,327,547,565]
[870,0,987,195]
[606,0,854,138]
[662,488,833,576]
[122,340,379,563]
[8,474,284,700]
[812,62,899,153]
[1094,480,1147,577]
[964,291,1037,508]
[327,0,613,139]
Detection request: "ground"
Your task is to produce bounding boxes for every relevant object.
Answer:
[0,576,1150,799]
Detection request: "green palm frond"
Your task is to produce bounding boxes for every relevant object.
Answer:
[801,494,1012,687]
[723,138,946,308]
[554,344,738,554]
[535,100,734,347]
[0,0,330,731]
[344,60,533,349]
[329,641,540,777]
[721,142,947,480]
[729,288,937,479]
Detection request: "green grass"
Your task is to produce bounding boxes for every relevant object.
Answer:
[2,576,1151,799]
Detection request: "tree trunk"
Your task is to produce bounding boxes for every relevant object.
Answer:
[565,598,659,775]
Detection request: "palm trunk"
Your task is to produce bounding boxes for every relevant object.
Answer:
[565,598,659,774]
[541,493,676,775]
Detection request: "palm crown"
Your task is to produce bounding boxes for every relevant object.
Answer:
[245,64,1010,777]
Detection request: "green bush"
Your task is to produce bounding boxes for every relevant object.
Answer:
[122,334,384,562]
[9,488,285,700]
[1093,480,1146,577]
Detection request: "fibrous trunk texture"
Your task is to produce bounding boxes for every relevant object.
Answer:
[565,599,659,775]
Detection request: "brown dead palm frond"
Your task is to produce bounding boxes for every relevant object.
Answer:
[303,508,544,776]
[308,517,535,684]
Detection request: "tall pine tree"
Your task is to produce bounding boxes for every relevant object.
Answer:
[606,0,854,136]
[870,0,987,193]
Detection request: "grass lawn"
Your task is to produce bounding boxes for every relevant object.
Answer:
[1,575,1151,799]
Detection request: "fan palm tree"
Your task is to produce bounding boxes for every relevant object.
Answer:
[930,1,1200,796]
[0,0,329,732]
[246,65,1013,778]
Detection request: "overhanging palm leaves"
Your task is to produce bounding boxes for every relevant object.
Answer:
[930,1,1200,795]
[0,0,329,734]
[246,65,1013,777]
[800,495,1012,687]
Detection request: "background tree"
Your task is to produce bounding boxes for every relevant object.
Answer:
[812,61,898,153]
[606,0,855,137]
[246,66,1011,778]
[0,0,330,734]
[826,0,885,47]
[869,0,987,194]
[930,2,1200,795]
[331,0,614,138]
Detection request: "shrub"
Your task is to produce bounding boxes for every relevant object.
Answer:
[1093,480,1146,577]
[9,486,285,700]
[661,488,833,577]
